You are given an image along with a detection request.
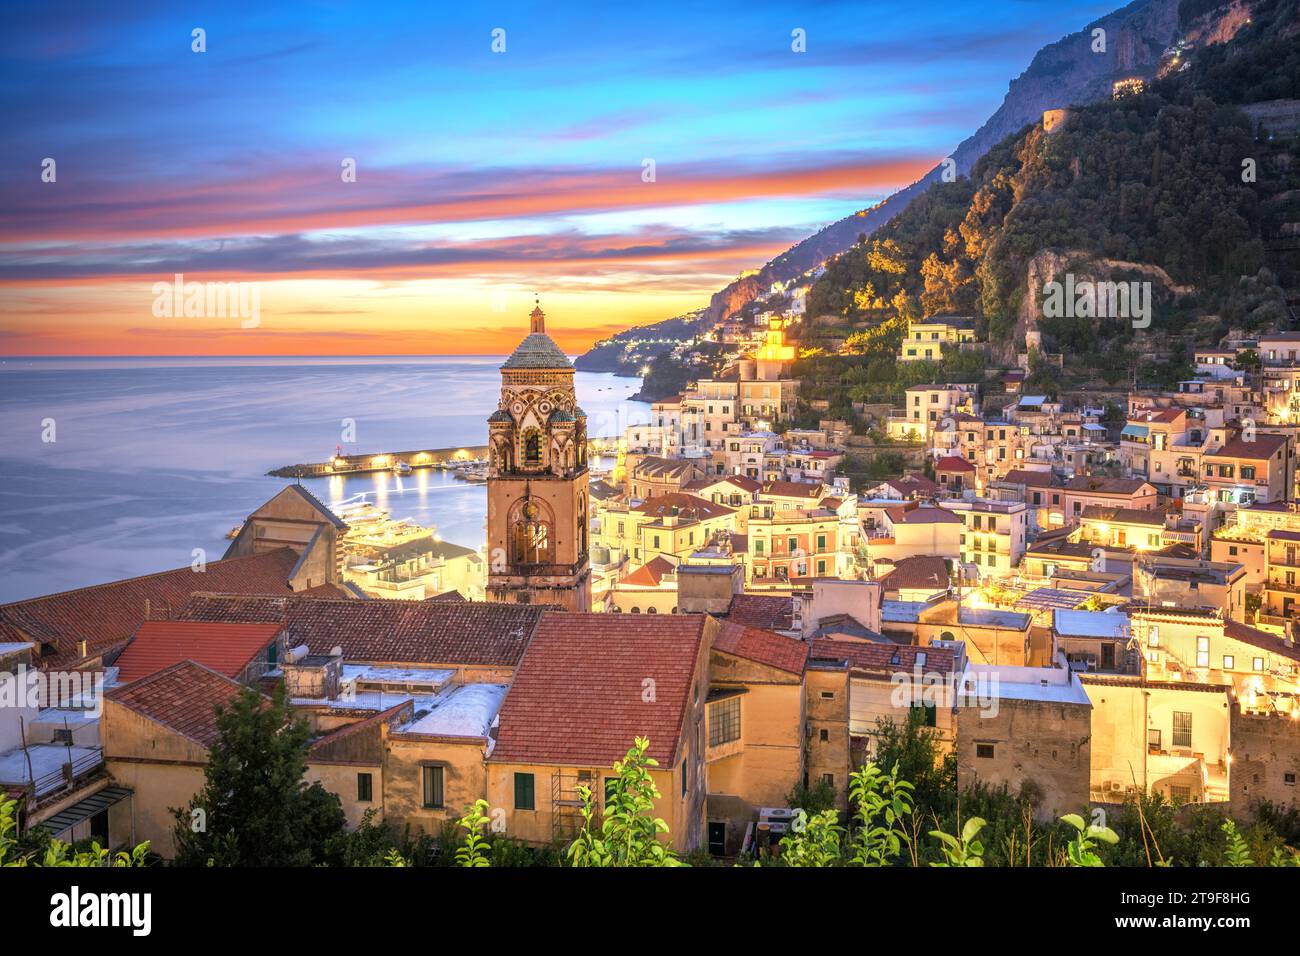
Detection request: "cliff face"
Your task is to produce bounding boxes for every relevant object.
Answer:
[582,0,1196,362]
[706,0,1185,318]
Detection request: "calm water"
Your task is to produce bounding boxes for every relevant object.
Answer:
[0,356,647,602]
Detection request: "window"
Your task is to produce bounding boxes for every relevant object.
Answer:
[819,728,829,742]
[1170,786,1191,805]
[820,691,835,700]
[357,772,373,803]
[1196,637,1209,668]
[975,743,995,760]
[1172,712,1192,748]
[604,776,619,806]
[1253,657,1265,672]
[1147,627,1160,648]
[822,773,834,787]
[1223,655,1235,670]
[709,696,741,747]
[910,703,938,727]
[422,765,444,809]
[514,772,535,810]
[1285,772,1296,786]
[1148,729,1161,751]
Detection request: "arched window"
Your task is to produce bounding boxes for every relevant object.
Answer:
[940,631,956,642]
[647,606,658,614]
[511,499,552,565]
[630,606,641,614]
[522,429,542,466]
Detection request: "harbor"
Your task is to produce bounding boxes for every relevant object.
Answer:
[267,436,622,480]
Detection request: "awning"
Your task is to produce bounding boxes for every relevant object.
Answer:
[1120,424,1149,439]
[35,785,132,838]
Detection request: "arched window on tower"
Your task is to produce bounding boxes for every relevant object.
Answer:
[522,429,542,466]
[512,499,552,565]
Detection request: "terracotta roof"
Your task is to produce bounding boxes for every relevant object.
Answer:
[879,556,950,591]
[935,456,976,473]
[712,620,808,675]
[106,660,252,748]
[1064,476,1152,495]
[1267,529,1300,542]
[620,556,677,588]
[1224,620,1300,663]
[632,456,698,480]
[888,505,963,525]
[177,594,544,667]
[489,613,708,767]
[810,638,956,677]
[762,480,825,499]
[1206,434,1288,460]
[687,474,762,493]
[1080,505,1166,527]
[632,492,734,521]
[1000,469,1061,488]
[890,474,941,496]
[726,594,794,631]
[113,621,283,683]
[0,548,325,671]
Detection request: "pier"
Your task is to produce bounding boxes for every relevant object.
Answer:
[267,437,621,479]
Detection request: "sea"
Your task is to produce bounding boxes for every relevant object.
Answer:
[0,356,649,603]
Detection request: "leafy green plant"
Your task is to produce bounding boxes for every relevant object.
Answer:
[1061,813,1119,867]
[455,799,494,867]
[567,737,682,867]
[930,817,986,867]
[847,762,914,866]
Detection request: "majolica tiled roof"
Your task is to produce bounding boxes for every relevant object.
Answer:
[501,332,572,370]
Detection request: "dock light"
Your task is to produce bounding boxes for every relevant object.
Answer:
[333,457,348,469]
[372,455,388,467]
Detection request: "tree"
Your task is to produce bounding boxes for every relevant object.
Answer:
[172,684,346,866]
[567,737,683,867]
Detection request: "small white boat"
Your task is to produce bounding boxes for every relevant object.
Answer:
[393,461,412,476]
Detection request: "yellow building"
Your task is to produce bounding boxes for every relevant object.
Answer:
[897,316,977,362]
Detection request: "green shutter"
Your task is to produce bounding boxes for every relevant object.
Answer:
[514,772,535,810]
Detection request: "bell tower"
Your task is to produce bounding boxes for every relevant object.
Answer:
[485,300,591,610]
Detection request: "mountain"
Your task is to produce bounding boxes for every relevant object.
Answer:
[577,0,1195,374]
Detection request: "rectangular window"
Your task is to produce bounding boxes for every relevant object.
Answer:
[1196,637,1209,668]
[514,772,535,810]
[819,728,829,742]
[1254,658,1265,672]
[1172,712,1192,749]
[975,743,995,759]
[822,773,835,787]
[1148,729,1161,751]
[709,696,741,747]
[422,765,444,809]
[1223,655,1235,670]
[357,772,373,803]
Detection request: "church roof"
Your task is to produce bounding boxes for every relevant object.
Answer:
[502,332,572,370]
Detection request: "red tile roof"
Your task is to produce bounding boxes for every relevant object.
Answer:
[936,456,976,473]
[726,593,794,631]
[489,613,708,767]
[712,621,808,675]
[1064,476,1153,495]
[107,660,253,748]
[620,556,677,588]
[632,493,734,521]
[1224,620,1300,663]
[0,548,332,671]
[177,593,543,667]
[888,505,964,525]
[1000,469,1061,488]
[113,621,283,683]
[879,556,950,591]
[1206,434,1288,461]
[810,638,957,677]
[762,480,825,499]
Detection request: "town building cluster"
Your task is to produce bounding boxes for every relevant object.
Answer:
[2,309,1298,859]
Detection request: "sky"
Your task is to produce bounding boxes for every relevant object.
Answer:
[0,0,1115,356]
